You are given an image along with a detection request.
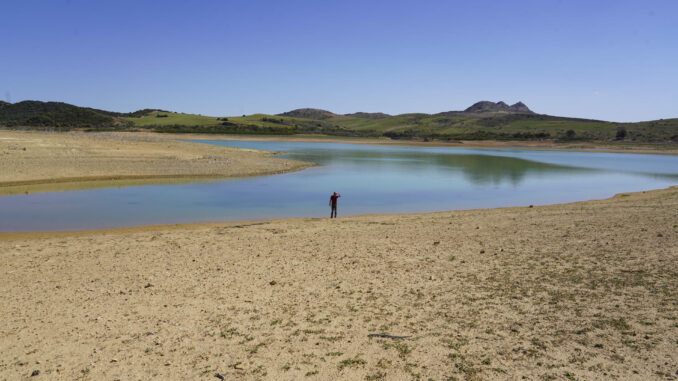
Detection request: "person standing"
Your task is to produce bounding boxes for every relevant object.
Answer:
[329,192,341,218]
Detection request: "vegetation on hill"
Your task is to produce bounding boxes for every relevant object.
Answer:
[277,108,338,120]
[0,101,165,129]
[0,101,118,128]
[2,100,677,143]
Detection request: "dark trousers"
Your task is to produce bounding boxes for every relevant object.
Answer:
[330,205,337,218]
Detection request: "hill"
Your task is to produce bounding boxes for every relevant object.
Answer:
[277,108,338,120]
[463,100,534,114]
[0,101,165,128]
[0,100,117,128]
[343,112,391,119]
[2,100,677,143]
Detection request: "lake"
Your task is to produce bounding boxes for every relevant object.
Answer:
[2,140,678,232]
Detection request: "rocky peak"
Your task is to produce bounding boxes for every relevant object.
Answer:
[464,101,533,114]
[509,101,532,113]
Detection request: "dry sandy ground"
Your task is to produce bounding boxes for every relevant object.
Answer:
[0,130,311,195]
[1,187,677,380]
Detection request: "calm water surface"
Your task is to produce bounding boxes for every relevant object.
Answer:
[2,140,677,232]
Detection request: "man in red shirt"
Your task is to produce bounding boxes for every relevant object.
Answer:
[329,192,341,218]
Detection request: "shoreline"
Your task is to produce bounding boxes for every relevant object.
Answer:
[0,130,315,196]
[2,130,676,195]
[2,183,676,379]
[1,186,670,239]
[151,132,678,155]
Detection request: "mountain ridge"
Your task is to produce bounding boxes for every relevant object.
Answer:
[463,100,533,114]
[1,99,677,143]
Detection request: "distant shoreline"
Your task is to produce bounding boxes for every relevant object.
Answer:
[159,132,678,155]
[2,129,676,197]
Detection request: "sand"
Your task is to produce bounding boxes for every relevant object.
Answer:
[1,187,677,380]
[0,130,312,195]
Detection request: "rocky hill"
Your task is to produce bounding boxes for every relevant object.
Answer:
[464,101,533,114]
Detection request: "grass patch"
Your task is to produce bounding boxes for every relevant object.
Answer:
[338,356,367,370]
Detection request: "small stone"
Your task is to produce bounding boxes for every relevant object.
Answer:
[480,250,485,254]
[269,280,277,286]
[214,373,225,380]
[657,233,663,237]
[144,283,153,288]
[164,361,171,366]
[110,359,118,363]
[433,241,440,245]
[31,370,40,377]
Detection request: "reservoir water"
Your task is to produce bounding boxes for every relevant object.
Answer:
[2,140,678,232]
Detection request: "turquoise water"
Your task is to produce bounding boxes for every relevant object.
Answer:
[1,140,677,232]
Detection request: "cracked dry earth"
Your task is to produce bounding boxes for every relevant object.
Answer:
[1,187,677,380]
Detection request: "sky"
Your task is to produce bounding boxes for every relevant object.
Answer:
[1,0,676,122]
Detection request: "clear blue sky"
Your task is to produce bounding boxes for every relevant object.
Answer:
[2,0,676,122]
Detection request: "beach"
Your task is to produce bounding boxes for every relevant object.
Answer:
[0,130,312,196]
[1,186,677,379]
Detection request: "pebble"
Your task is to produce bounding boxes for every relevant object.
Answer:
[269,280,277,286]
[31,370,40,377]
[480,250,485,254]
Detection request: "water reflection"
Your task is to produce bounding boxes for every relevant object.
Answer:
[247,145,593,187]
[1,140,677,232]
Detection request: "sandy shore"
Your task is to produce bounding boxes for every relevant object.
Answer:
[0,130,313,195]
[1,187,676,380]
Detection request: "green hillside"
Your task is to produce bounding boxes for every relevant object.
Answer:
[0,100,121,128]
[123,111,223,127]
[2,100,677,143]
